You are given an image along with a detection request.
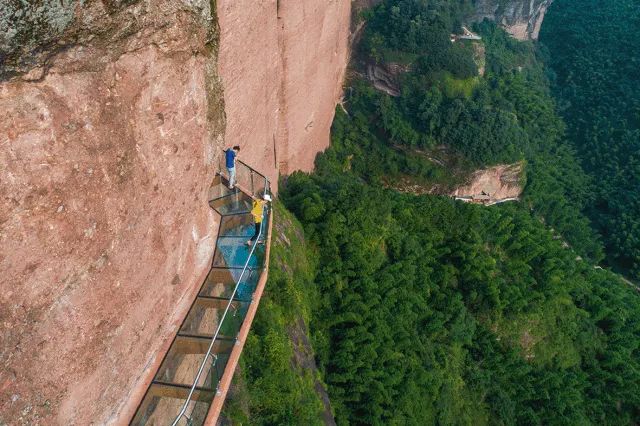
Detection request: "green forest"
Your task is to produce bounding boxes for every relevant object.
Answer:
[282,173,639,424]
[540,0,640,279]
[224,0,640,424]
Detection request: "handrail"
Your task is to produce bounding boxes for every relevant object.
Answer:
[219,154,269,198]
[235,158,264,179]
[172,203,268,426]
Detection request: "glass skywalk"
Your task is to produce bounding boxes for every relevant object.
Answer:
[131,163,270,426]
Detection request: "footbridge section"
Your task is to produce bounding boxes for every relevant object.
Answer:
[129,160,273,425]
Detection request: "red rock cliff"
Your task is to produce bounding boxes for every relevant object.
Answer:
[0,2,225,424]
[0,0,351,424]
[217,0,352,185]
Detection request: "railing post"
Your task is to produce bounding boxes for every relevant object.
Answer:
[250,169,255,196]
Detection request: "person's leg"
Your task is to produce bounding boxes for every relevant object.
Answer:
[256,221,265,244]
[247,222,260,245]
[252,222,261,241]
[227,167,236,188]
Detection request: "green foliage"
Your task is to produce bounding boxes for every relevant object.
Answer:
[441,74,478,99]
[363,0,478,79]
[281,175,640,425]
[314,82,463,190]
[364,1,471,54]
[540,0,640,278]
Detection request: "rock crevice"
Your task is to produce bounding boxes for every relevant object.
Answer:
[216,0,352,184]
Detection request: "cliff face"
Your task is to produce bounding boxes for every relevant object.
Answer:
[471,0,554,40]
[0,1,224,424]
[0,0,352,424]
[217,0,351,184]
[451,162,524,205]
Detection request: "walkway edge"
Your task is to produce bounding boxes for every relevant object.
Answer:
[203,210,274,425]
[119,247,217,424]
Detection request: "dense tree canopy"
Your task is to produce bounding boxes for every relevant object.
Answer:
[281,0,638,423]
[282,173,640,425]
[540,0,640,278]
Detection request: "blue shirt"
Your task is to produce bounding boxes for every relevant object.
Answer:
[225,149,236,168]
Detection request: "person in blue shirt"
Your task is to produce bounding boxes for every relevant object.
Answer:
[225,145,240,189]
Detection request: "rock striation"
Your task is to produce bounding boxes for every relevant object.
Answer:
[470,0,554,40]
[367,63,402,97]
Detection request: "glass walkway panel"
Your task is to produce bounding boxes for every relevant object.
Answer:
[131,163,271,426]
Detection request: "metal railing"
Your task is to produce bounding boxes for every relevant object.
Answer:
[219,154,270,199]
[172,161,270,426]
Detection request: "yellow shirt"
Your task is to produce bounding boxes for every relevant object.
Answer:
[251,199,265,223]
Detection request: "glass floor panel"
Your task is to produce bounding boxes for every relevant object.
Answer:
[208,180,235,201]
[179,297,249,338]
[130,383,212,426]
[153,349,207,388]
[202,351,230,396]
[218,214,256,237]
[212,237,263,269]
[171,334,234,355]
[209,193,252,215]
[199,268,261,301]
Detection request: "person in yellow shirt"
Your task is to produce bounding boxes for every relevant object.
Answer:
[246,192,271,246]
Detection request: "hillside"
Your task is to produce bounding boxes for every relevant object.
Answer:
[281,173,640,424]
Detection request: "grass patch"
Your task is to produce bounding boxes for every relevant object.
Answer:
[441,74,480,99]
[381,48,420,65]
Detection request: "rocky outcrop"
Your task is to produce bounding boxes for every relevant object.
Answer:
[472,41,486,76]
[470,0,554,40]
[367,64,400,97]
[1,1,224,424]
[452,162,524,205]
[217,0,352,183]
